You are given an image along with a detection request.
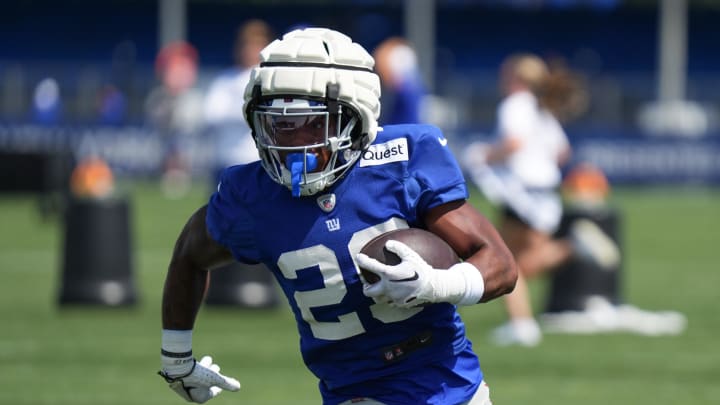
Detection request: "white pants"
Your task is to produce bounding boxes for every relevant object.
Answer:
[337,380,492,405]
[468,163,562,234]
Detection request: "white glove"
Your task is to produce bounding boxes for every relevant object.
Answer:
[356,240,485,308]
[159,355,241,403]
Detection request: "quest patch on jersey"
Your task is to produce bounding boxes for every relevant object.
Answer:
[359,137,409,167]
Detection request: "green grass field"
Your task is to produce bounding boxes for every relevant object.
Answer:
[1,182,718,404]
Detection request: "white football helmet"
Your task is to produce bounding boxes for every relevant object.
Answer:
[243,27,381,197]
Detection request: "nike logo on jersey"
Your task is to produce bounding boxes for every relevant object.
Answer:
[389,272,419,282]
[360,138,409,167]
[438,137,448,146]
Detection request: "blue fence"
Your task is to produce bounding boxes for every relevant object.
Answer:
[574,136,720,185]
[2,124,719,186]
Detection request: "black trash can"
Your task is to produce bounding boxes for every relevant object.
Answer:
[544,205,623,313]
[59,196,138,306]
[205,262,280,308]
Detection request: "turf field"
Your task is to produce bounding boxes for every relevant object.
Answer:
[1,182,718,404]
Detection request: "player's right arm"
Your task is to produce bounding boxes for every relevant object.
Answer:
[159,205,241,403]
[162,205,234,330]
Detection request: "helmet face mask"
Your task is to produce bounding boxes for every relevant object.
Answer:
[255,98,336,153]
[243,27,381,197]
[252,97,362,197]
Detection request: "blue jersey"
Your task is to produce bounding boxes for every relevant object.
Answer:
[206,124,483,401]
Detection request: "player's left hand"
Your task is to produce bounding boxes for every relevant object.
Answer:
[159,355,241,403]
[357,239,438,308]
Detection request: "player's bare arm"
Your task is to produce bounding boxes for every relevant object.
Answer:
[160,204,240,403]
[162,204,234,330]
[424,200,518,302]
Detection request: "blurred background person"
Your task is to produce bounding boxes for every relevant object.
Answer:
[145,40,204,137]
[96,83,128,126]
[464,53,618,346]
[31,77,63,125]
[144,40,204,198]
[373,36,426,125]
[203,19,273,182]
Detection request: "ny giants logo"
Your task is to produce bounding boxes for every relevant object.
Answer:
[325,218,341,232]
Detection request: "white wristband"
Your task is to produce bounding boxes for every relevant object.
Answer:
[447,262,485,306]
[161,329,194,376]
[162,329,193,353]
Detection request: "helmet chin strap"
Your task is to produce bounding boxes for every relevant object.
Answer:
[286,153,318,197]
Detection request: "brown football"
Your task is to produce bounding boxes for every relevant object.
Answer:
[359,228,461,283]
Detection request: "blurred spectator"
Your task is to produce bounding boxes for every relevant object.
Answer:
[372,37,426,125]
[145,41,204,134]
[96,84,128,126]
[93,40,136,126]
[463,52,618,346]
[203,19,273,179]
[144,41,204,198]
[204,19,272,126]
[32,77,62,125]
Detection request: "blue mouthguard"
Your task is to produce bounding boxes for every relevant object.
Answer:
[286,153,318,197]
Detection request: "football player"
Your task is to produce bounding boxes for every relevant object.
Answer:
[159,27,517,404]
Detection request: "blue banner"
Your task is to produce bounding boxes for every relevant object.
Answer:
[2,124,720,185]
[574,137,720,185]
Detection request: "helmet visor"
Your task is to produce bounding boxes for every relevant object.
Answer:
[256,111,332,149]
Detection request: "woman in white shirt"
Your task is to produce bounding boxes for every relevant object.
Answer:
[469,53,617,346]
